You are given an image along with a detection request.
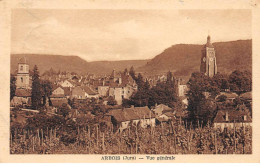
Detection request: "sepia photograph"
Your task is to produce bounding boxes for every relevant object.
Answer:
[9,8,253,155]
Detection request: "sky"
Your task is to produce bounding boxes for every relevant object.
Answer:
[11,9,251,61]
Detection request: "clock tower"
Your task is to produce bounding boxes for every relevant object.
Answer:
[200,35,217,77]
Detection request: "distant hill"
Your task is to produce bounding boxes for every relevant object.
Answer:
[11,54,149,75]
[11,40,251,77]
[138,40,252,77]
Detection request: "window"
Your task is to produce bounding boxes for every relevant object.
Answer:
[20,65,23,71]
[21,77,23,83]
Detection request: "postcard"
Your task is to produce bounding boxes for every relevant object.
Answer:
[0,0,259,163]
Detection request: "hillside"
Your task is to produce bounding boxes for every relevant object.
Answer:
[11,54,149,75]
[138,40,252,77]
[11,40,251,77]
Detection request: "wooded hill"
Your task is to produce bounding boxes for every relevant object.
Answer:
[138,40,252,77]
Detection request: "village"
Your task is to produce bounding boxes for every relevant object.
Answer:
[10,36,252,154]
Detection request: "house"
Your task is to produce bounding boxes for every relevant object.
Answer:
[60,79,75,88]
[50,86,66,99]
[82,86,99,98]
[134,106,156,128]
[106,106,156,131]
[106,108,134,131]
[71,86,86,99]
[213,109,252,130]
[50,86,70,107]
[108,85,135,105]
[152,104,173,116]
[158,111,176,123]
[100,69,137,105]
[71,86,99,99]
[11,89,31,107]
[215,92,238,102]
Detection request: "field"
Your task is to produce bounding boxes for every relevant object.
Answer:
[10,121,252,154]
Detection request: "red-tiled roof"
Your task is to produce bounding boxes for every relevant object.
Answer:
[15,89,31,97]
[82,86,97,95]
[107,106,155,122]
[214,109,252,123]
[240,92,252,100]
[154,104,172,111]
[134,106,156,119]
[63,87,71,96]
[106,109,127,122]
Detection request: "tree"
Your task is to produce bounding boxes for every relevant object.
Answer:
[130,90,150,107]
[187,72,213,121]
[129,71,179,108]
[212,73,230,91]
[129,66,136,80]
[144,79,150,91]
[229,70,252,94]
[41,80,53,106]
[136,73,145,91]
[124,68,128,75]
[129,73,151,107]
[31,65,43,109]
[10,74,16,101]
[122,98,134,108]
[196,98,217,125]
[150,77,178,108]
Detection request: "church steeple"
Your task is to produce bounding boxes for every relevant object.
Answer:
[205,35,214,48]
[200,35,217,77]
[207,35,211,44]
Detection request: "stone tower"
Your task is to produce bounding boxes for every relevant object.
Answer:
[200,35,217,77]
[16,57,30,89]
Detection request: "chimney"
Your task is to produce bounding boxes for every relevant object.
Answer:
[225,112,229,121]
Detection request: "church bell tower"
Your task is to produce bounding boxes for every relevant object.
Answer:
[200,35,217,77]
[16,57,30,89]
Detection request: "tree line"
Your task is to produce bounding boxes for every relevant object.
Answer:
[187,70,251,124]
